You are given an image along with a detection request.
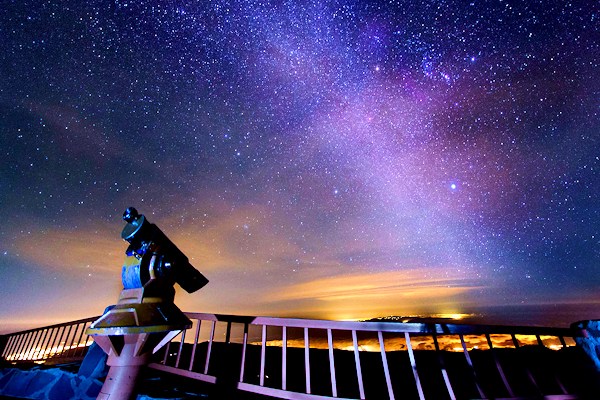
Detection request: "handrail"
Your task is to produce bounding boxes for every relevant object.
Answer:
[0,316,99,364]
[0,313,588,399]
[151,313,583,400]
[204,314,574,336]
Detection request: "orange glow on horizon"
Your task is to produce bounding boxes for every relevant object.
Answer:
[263,269,482,321]
[7,207,600,329]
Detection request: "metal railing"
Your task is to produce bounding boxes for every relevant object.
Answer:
[0,316,98,364]
[151,313,583,400]
[0,313,588,399]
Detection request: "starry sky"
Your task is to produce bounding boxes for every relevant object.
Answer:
[1,0,599,333]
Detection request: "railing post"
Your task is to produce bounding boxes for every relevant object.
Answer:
[56,325,69,357]
[378,331,395,400]
[3,335,17,360]
[352,330,365,400]
[203,320,216,375]
[7,334,19,361]
[511,334,541,396]
[225,322,232,344]
[459,334,487,399]
[18,332,33,360]
[260,324,267,386]
[282,326,287,391]
[45,327,61,359]
[559,335,567,348]
[486,333,514,397]
[327,328,337,397]
[2,336,13,360]
[189,319,201,371]
[15,332,30,360]
[26,329,45,360]
[75,322,92,357]
[64,324,79,358]
[433,333,456,400]
[405,332,425,400]
[239,323,248,382]
[57,324,73,357]
[0,335,7,360]
[162,341,171,365]
[44,328,58,359]
[8,334,23,360]
[65,324,80,357]
[304,327,311,394]
[175,330,186,368]
[10,333,25,360]
[540,335,568,395]
[1,335,14,359]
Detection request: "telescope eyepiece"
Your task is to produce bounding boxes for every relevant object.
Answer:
[123,207,140,223]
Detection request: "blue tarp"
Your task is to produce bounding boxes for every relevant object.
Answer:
[0,367,101,400]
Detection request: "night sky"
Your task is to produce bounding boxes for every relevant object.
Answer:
[1,0,599,333]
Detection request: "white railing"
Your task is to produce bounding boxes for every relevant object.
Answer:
[150,313,581,400]
[0,313,586,399]
[0,316,98,364]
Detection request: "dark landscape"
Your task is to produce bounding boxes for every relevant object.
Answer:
[156,340,600,399]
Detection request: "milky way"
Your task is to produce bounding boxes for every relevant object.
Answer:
[0,0,599,331]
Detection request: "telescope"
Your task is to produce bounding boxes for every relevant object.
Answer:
[86,208,208,400]
[121,207,208,295]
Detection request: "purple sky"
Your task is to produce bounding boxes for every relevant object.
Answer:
[1,0,599,332]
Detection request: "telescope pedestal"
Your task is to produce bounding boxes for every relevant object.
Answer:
[87,288,191,400]
[92,326,183,400]
[97,365,143,400]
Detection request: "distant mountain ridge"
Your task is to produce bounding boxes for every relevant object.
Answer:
[362,314,481,325]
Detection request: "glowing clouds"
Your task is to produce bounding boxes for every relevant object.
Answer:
[12,225,123,276]
[265,269,484,320]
